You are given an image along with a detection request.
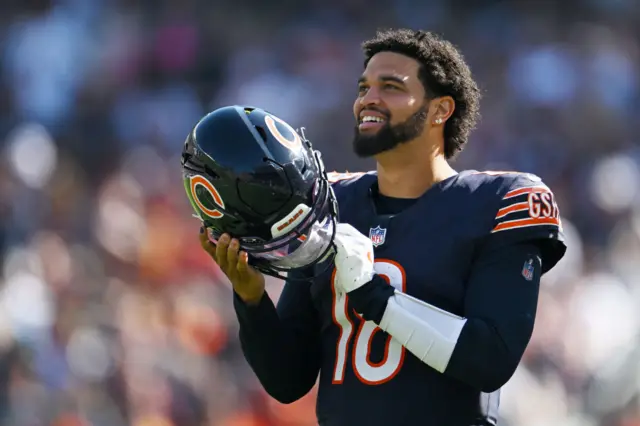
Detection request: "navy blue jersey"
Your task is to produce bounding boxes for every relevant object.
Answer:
[234,170,566,426]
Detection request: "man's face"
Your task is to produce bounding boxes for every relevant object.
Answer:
[352,51,430,158]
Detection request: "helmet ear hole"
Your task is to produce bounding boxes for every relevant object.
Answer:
[181,152,190,165]
[254,126,268,142]
[203,165,220,180]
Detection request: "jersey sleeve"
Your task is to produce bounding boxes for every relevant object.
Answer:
[446,242,543,392]
[234,268,321,403]
[486,175,567,273]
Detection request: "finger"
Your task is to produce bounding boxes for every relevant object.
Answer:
[199,227,217,260]
[236,251,251,278]
[216,234,230,270]
[226,238,240,273]
[238,251,262,280]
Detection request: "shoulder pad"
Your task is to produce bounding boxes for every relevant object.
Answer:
[327,171,374,193]
[465,170,543,190]
[326,171,375,216]
[327,171,368,184]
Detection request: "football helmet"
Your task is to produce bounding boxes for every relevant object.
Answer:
[181,105,338,279]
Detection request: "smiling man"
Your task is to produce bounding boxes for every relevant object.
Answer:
[211,28,568,426]
[353,63,431,159]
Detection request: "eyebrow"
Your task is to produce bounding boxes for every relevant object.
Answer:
[358,75,407,86]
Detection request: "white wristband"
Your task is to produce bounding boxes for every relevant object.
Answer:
[378,290,467,373]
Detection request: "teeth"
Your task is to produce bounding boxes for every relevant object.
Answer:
[361,116,385,123]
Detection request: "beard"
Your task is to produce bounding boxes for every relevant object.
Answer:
[352,104,429,158]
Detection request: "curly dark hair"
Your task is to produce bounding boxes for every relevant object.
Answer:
[362,29,481,159]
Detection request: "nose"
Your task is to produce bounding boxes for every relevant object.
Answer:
[359,86,381,107]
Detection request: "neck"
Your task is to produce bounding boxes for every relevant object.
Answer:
[375,144,457,198]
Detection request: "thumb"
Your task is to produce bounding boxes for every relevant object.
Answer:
[198,227,217,259]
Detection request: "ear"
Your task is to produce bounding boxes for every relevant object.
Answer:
[430,96,455,126]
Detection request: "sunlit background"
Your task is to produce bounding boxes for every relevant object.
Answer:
[0,0,639,425]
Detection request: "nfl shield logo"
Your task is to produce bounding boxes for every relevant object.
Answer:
[521,259,535,281]
[369,226,387,247]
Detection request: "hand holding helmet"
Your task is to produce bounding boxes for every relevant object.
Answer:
[198,228,265,304]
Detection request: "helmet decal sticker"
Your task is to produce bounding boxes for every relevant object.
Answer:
[265,114,302,151]
[189,175,225,219]
[270,204,312,238]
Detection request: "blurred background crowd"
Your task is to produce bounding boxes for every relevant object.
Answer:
[1,0,639,425]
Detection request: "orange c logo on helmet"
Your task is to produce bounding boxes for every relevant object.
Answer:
[189,175,225,219]
[265,115,302,151]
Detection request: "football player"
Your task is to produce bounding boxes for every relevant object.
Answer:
[184,29,567,426]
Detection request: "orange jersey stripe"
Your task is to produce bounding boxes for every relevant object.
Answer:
[327,171,365,183]
[496,202,529,219]
[503,186,550,199]
[492,216,560,233]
